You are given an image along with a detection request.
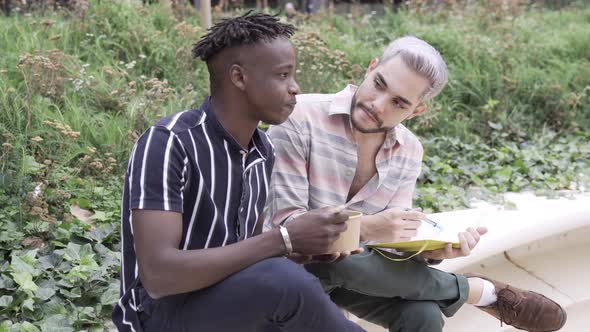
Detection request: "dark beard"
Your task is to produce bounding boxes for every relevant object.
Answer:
[350,94,392,134]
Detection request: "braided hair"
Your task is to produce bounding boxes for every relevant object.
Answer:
[192,11,296,62]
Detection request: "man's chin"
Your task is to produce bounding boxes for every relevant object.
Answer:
[351,118,384,134]
[264,114,290,126]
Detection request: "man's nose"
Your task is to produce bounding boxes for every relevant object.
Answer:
[372,96,389,115]
[289,78,301,95]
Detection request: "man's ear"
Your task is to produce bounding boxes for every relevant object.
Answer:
[229,64,246,91]
[365,57,379,78]
[407,103,428,120]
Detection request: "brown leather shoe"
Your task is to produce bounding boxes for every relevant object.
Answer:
[465,273,567,331]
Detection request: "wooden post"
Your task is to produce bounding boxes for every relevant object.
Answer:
[200,0,212,29]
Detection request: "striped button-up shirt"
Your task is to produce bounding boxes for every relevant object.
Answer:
[113,97,274,332]
[265,85,423,229]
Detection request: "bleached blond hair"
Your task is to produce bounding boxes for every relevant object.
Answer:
[380,36,448,101]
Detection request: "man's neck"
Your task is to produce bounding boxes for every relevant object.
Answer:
[210,94,259,149]
[352,128,387,149]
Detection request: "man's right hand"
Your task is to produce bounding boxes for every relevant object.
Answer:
[285,207,349,255]
[360,207,424,243]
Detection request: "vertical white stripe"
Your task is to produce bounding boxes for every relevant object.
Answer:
[243,167,254,239]
[130,290,137,310]
[120,143,137,290]
[179,157,188,201]
[183,130,205,250]
[184,181,203,250]
[117,298,137,332]
[262,131,275,150]
[202,122,219,248]
[162,132,175,211]
[128,146,141,315]
[138,128,155,209]
[222,141,232,246]
[166,111,185,130]
[198,112,207,125]
[261,161,270,196]
[119,142,139,331]
[251,166,261,236]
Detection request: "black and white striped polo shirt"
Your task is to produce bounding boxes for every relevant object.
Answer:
[113,97,275,332]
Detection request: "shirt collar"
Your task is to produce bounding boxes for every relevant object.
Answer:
[328,84,404,148]
[200,97,270,160]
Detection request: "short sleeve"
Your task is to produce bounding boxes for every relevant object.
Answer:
[128,126,188,213]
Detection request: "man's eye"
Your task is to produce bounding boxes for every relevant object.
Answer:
[374,79,381,88]
[280,73,289,78]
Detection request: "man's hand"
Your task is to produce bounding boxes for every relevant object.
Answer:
[285,207,349,255]
[420,227,488,261]
[360,207,425,243]
[287,248,364,264]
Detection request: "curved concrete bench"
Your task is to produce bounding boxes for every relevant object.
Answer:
[351,192,590,332]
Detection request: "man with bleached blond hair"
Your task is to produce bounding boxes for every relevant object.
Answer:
[265,36,567,332]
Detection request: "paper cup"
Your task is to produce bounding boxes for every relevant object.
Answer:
[329,210,362,253]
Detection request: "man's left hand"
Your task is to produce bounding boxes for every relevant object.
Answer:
[420,227,488,261]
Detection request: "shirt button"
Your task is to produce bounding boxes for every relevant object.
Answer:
[240,208,244,212]
[346,170,353,176]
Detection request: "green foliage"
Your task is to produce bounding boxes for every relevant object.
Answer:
[416,131,590,212]
[0,0,589,329]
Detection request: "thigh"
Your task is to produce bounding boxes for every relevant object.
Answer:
[307,247,462,302]
[331,287,444,332]
[142,257,362,332]
[142,258,299,332]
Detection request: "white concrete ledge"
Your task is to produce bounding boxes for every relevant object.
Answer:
[351,192,590,332]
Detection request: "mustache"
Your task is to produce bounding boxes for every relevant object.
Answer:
[356,102,383,127]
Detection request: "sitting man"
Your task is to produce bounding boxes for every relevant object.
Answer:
[112,13,367,332]
[265,36,567,332]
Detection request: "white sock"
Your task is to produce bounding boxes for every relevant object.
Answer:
[474,279,497,307]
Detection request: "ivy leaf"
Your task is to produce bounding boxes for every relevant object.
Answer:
[38,253,62,271]
[79,244,94,259]
[11,271,39,292]
[0,321,10,332]
[87,224,115,243]
[0,274,15,290]
[22,297,35,311]
[35,287,56,301]
[41,298,68,316]
[11,253,40,277]
[89,210,108,222]
[39,315,74,332]
[23,155,44,175]
[13,322,40,332]
[62,243,82,262]
[0,295,13,307]
[59,287,81,299]
[100,282,120,305]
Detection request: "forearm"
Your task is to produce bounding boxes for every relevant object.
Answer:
[359,214,383,242]
[141,229,285,298]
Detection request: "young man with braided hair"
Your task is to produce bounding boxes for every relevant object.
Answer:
[265,36,567,332]
[113,13,366,332]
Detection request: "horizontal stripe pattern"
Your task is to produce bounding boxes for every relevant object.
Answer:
[264,85,423,229]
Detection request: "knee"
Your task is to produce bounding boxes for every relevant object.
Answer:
[244,258,322,297]
[398,302,444,331]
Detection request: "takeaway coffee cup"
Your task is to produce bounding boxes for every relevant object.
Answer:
[329,210,362,253]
